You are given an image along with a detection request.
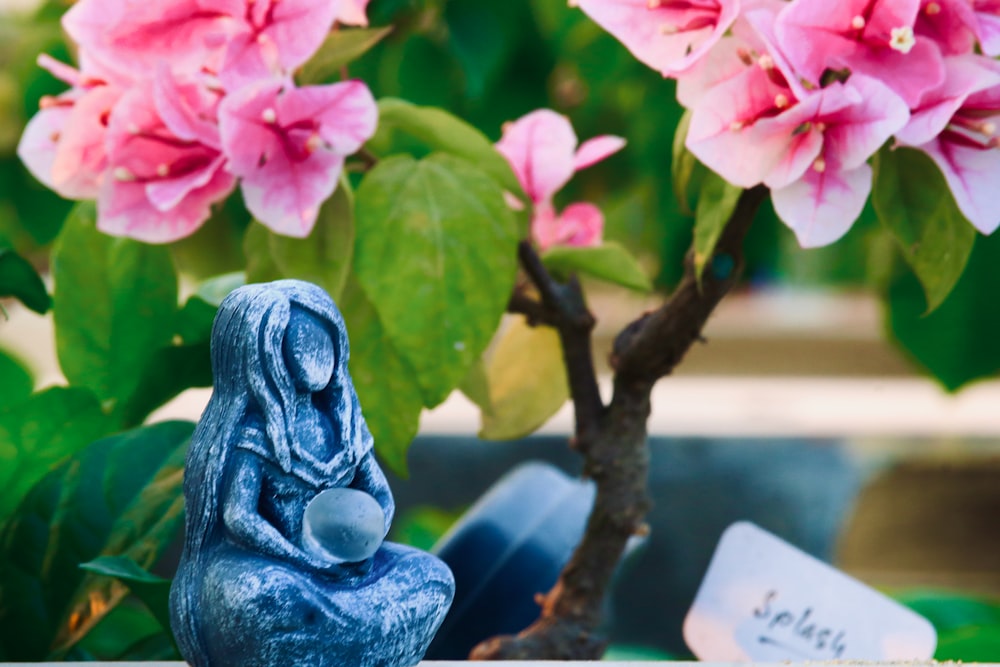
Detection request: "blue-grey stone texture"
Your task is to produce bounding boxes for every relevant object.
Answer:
[169,280,454,667]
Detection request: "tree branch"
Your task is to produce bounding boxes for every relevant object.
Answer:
[474,187,766,660]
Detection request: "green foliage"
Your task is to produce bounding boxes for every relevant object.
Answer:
[299,26,394,85]
[354,152,519,406]
[0,348,32,406]
[341,281,424,477]
[898,591,1000,662]
[479,315,569,440]
[693,173,743,282]
[886,230,1000,391]
[244,179,354,302]
[542,242,651,292]
[873,148,976,312]
[373,98,523,195]
[80,556,173,641]
[671,109,706,218]
[0,387,113,527]
[0,245,50,313]
[52,204,178,417]
[0,421,191,661]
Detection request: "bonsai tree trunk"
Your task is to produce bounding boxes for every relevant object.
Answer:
[471,186,768,660]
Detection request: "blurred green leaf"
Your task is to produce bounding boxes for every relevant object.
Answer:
[0,246,50,313]
[246,179,354,302]
[0,421,191,661]
[898,591,1000,662]
[671,109,707,218]
[886,230,1000,390]
[74,602,170,661]
[479,315,568,440]
[693,173,742,283]
[52,204,178,413]
[341,280,423,478]
[299,26,394,84]
[445,2,509,98]
[354,153,518,407]
[0,349,32,406]
[80,556,172,641]
[391,506,462,552]
[542,242,651,292]
[873,148,976,312]
[374,98,523,195]
[0,387,112,527]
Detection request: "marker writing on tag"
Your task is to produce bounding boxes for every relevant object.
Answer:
[752,590,847,659]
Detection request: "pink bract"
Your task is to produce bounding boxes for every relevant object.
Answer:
[573,0,741,76]
[219,80,377,237]
[775,0,945,107]
[335,0,371,26]
[495,109,624,206]
[532,202,605,251]
[99,84,235,243]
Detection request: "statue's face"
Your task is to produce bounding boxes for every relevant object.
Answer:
[283,308,335,393]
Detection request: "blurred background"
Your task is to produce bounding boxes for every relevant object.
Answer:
[1,0,999,662]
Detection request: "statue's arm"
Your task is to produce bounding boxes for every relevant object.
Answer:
[222,449,328,571]
[350,451,395,536]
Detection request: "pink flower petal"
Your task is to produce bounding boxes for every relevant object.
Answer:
[335,0,370,26]
[240,151,345,237]
[153,66,224,149]
[771,163,873,248]
[573,135,626,171]
[819,74,910,172]
[920,137,1000,233]
[278,81,377,155]
[50,85,122,199]
[556,202,605,247]
[574,0,741,76]
[17,102,73,192]
[98,162,235,243]
[496,109,578,204]
[916,0,977,55]
[975,6,1000,55]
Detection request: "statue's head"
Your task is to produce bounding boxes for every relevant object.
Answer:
[208,280,360,473]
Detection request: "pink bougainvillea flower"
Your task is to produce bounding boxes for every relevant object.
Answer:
[775,0,945,107]
[495,109,624,250]
[495,109,625,206]
[17,56,121,200]
[62,0,236,83]
[220,0,341,90]
[334,0,371,26]
[532,202,605,250]
[972,0,1000,55]
[915,0,977,55]
[899,58,1000,232]
[688,70,909,246]
[572,0,741,77]
[99,80,235,243]
[219,80,377,237]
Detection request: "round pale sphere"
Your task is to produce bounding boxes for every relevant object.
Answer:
[303,488,385,563]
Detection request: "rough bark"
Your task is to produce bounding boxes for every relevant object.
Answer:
[471,185,767,660]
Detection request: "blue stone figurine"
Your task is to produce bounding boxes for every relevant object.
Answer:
[169,280,455,667]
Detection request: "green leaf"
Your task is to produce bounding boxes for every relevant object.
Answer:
[298,26,393,84]
[542,242,652,291]
[243,222,283,284]
[671,108,707,217]
[479,315,569,440]
[341,281,423,477]
[886,230,1000,390]
[0,247,50,314]
[693,172,743,281]
[0,387,112,526]
[250,179,355,301]
[873,147,976,312]
[52,204,179,410]
[0,420,191,660]
[354,153,519,406]
[79,556,172,639]
[898,592,1000,662]
[375,98,522,195]
[0,349,32,406]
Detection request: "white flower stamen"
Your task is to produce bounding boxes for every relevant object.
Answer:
[261,108,277,124]
[113,166,135,182]
[851,15,866,30]
[890,26,916,53]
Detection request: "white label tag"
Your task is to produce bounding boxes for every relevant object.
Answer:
[683,522,937,662]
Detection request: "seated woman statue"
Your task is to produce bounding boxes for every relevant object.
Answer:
[169,280,455,667]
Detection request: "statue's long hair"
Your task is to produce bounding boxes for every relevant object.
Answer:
[169,280,373,666]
